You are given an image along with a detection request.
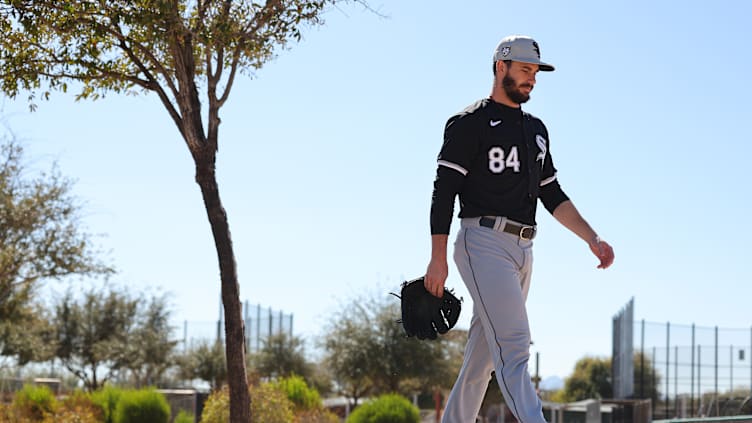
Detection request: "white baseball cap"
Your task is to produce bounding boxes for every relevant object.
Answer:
[493,35,555,72]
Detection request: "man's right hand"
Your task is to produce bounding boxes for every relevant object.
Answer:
[424,258,448,298]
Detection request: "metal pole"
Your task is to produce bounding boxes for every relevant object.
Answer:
[268,307,273,339]
[535,352,540,391]
[613,315,619,398]
[730,345,733,394]
[256,304,261,352]
[675,345,678,416]
[289,314,293,337]
[244,300,250,350]
[653,346,657,419]
[715,326,719,416]
[691,323,695,415]
[698,345,702,416]
[698,345,702,417]
[666,322,671,419]
[641,319,646,398]
[183,320,188,352]
[217,293,222,344]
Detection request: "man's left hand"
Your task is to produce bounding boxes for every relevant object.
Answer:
[589,237,614,269]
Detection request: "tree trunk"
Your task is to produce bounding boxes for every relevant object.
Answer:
[195,160,251,423]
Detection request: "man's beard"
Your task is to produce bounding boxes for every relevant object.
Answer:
[502,74,532,104]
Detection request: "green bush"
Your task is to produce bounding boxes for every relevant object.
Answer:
[273,375,321,411]
[346,394,420,423]
[199,383,294,423]
[174,410,194,423]
[89,385,124,423]
[113,389,170,423]
[12,384,58,421]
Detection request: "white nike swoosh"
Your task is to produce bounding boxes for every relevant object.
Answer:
[489,120,502,127]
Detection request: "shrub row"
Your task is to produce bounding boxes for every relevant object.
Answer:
[2,377,420,423]
[0,384,189,423]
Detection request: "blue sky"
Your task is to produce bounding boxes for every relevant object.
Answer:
[2,0,751,381]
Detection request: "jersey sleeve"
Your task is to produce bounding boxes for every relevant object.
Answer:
[430,114,480,234]
[537,124,570,214]
[436,114,481,178]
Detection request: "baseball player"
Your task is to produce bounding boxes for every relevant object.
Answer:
[424,35,614,423]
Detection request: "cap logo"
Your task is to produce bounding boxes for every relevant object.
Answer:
[501,46,511,57]
[532,41,541,58]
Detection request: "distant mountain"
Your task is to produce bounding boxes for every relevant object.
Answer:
[539,375,565,391]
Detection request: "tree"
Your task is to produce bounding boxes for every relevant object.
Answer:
[0,302,56,365]
[0,2,369,420]
[0,137,112,364]
[559,356,612,402]
[251,332,311,380]
[52,285,177,391]
[119,294,178,388]
[53,285,138,391]
[321,292,453,408]
[175,339,227,391]
[321,310,375,407]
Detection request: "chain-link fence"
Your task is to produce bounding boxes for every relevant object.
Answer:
[612,299,752,419]
[635,320,752,419]
[176,301,293,353]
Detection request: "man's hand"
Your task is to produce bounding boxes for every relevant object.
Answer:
[589,237,615,269]
[424,258,448,298]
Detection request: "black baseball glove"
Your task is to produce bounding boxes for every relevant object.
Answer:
[395,277,461,340]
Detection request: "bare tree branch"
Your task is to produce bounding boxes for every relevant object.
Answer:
[116,38,185,138]
[216,47,240,107]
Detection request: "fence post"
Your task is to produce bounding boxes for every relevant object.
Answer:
[675,345,678,416]
[652,346,657,411]
[714,326,719,416]
[268,307,273,339]
[666,321,671,419]
[698,345,702,415]
[256,304,261,352]
[730,344,734,395]
[641,319,645,399]
[691,323,695,416]
[244,300,250,350]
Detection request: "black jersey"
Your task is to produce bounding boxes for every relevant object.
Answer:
[430,98,569,234]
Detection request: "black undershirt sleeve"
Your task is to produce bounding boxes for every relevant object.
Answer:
[430,166,464,234]
[539,179,569,215]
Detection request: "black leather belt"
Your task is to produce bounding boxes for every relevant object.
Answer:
[479,217,536,240]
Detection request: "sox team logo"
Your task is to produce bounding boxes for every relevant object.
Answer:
[535,134,547,169]
[532,41,541,58]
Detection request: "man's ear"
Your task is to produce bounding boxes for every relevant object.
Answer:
[495,60,506,75]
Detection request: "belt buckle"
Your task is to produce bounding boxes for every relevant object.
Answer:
[519,226,534,240]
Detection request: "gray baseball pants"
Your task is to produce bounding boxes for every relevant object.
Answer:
[441,217,546,423]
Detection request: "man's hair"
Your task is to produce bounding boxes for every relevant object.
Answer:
[493,60,513,76]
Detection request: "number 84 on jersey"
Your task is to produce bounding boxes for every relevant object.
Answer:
[488,146,520,174]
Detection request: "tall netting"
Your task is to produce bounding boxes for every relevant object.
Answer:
[178,301,293,353]
[614,297,752,420]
